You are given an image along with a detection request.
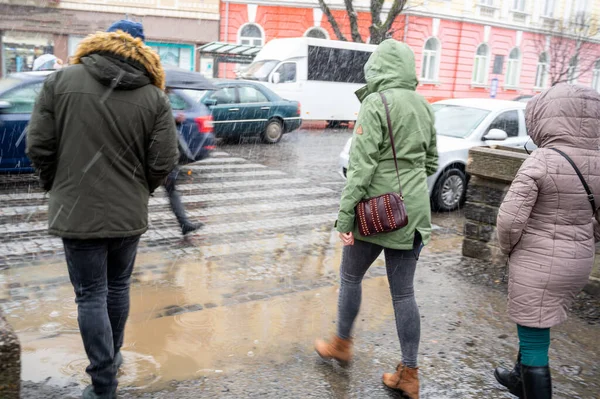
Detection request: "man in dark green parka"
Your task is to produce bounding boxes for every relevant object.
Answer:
[26,20,178,399]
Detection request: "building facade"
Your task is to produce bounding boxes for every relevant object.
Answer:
[0,0,220,77]
[219,0,600,99]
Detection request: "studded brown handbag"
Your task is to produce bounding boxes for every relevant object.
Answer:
[355,92,409,237]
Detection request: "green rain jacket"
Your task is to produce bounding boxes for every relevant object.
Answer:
[336,40,438,250]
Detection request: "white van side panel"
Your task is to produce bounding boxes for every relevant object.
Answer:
[249,38,376,121]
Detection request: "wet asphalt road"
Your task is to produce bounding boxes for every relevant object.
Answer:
[1,129,599,398]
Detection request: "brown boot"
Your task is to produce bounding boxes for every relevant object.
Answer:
[382,363,419,399]
[314,336,353,366]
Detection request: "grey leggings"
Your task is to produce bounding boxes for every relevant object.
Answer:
[337,235,422,368]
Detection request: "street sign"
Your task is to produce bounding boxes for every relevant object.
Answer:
[490,78,499,98]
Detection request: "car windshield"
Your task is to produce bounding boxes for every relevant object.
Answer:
[433,104,490,138]
[0,78,22,95]
[240,60,279,81]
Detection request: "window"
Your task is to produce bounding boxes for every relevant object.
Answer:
[274,63,297,83]
[574,0,589,14]
[167,92,189,110]
[512,0,525,11]
[479,0,494,5]
[238,86,269,103]
[421,38,440,82]
[592,59,600,93]
[240,60,279,81]
[472,43,490,85]
[307,46,372,84]
[238,24,264,47]
[487,110,520,138]
[209,87,237,105]
[567,57,578,84]
[573,0,589,25]
[542,0,555,17]
[305,27,329,39]
[535,52,549,88]
[505,48,521,87]
[149,43,194,71]
[0,82,43,113]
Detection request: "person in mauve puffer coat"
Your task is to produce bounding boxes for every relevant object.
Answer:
[494,83,600,399]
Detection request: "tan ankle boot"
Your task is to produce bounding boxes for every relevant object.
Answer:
[314,336,353,366]
[382,363,419,399]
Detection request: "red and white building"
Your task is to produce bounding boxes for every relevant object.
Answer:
[218,0,600,100]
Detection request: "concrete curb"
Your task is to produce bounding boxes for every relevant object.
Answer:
[0,310,20,398]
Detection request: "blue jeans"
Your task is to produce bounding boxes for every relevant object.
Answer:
[337,234,423,368]
[63,236,140,395]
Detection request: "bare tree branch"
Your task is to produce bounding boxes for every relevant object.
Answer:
[317,0,347,41]
[535,15,598,85]
[319,0,409,45]
[370,0,384,27]
[344,0,364,43]
[382,0,407,32]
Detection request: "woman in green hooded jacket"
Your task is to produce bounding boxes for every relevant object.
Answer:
[315,40,438,399]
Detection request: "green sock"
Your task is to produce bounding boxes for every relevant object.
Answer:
[517,324,550,367]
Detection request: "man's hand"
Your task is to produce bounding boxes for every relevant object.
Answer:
[339,232,354,246]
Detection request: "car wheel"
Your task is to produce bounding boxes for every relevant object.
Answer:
[262,119,283,144]
[432,168,466,212]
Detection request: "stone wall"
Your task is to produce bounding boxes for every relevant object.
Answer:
[461,146,600,296]
[461,146,527,267]
[0,310,20,398]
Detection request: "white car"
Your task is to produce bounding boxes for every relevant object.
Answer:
[339,98,535,211]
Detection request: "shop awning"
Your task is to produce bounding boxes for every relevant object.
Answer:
[198,42,261,64]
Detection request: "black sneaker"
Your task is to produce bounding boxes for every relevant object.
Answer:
[182,222,204,236]
[82,385,116,399]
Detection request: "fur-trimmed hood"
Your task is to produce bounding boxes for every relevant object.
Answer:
[72,31,165,90]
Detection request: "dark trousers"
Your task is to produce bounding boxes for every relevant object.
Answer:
[337,234,423,368]
[164,167,190,227]
[63,236,140,394]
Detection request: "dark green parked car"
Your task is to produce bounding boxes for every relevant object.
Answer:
[174,80,302,144]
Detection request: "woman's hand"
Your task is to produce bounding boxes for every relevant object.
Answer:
[339,232,354,246]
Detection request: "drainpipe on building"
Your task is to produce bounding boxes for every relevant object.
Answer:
[451,20,465,99]
[403,14,409,42]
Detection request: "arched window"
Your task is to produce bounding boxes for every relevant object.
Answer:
[305,27,329,39]
[567,56,578,84]
[592,59,600,93]
[534,52,549,88]
[421,37,440,81]
[505,47,521,87]
[472,43,490,85]
[238,23,264,47]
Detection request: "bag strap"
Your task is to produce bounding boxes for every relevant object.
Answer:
[550,148,596,213]
[379,92,403,198]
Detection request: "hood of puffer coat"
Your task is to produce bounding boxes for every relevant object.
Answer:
[356,39,418,102]
[71,30,165,90]
[525,83,600,150]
